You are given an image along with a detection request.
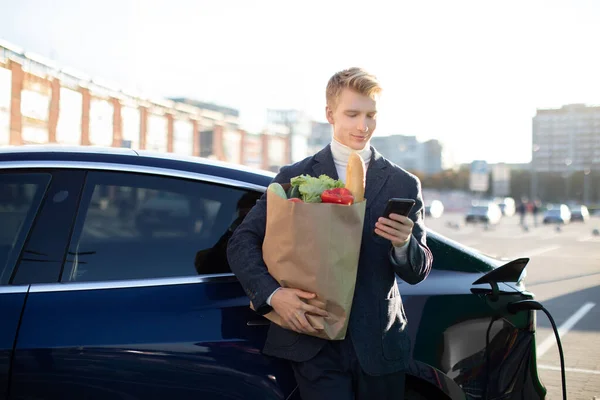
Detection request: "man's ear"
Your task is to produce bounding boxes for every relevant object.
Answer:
[325,106,335,124]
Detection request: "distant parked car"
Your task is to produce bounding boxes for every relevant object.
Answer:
[495,197,516,216]
[569,205,590,222]
[425,199,444,219]
[465,202,502,225]
[543,204,571,224]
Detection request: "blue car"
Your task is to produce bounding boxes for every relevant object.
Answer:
[0,146,546,399]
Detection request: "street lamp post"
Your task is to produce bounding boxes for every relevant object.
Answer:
[583,167,591,205]
[530,144,540,200]
[564,158,573,202]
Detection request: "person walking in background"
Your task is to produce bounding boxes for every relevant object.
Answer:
[517,197,527,227]
[532,199,541,227]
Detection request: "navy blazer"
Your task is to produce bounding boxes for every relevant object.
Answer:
[227,145,433,375]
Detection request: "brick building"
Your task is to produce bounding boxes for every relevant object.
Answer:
[0,40,290,171]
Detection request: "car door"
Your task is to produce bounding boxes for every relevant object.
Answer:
[10,168,297,400]
[0,171,53,400]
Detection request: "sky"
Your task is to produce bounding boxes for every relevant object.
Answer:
[1,0,599,164]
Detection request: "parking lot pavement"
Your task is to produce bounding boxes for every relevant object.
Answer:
[426,213,600,399]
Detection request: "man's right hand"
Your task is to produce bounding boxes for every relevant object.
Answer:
[270,288,328,334]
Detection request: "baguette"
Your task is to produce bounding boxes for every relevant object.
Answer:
[345,152,366,202]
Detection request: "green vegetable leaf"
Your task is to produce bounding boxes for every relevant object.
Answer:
[289,174,344,203]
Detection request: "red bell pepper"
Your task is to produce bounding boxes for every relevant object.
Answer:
[320,188,354,205]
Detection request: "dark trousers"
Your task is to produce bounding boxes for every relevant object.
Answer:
[290,335,405,400]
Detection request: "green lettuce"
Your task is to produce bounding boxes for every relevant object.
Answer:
[289,174,345,203]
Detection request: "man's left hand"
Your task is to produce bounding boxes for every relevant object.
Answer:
[375,213,414,247]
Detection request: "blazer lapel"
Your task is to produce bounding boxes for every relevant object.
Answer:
[311,145,339,180]
[364,147,389,207]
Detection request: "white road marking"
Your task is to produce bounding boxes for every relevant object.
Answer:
[541,254,598,260]
[517,245,561,258]
[451,228,475,235]
[577,236,597,242]
[540,233,567,240]
[538,364,600,375]
[486,233,531,240]
[537,302,596,358]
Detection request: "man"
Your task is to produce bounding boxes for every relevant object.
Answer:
[227,67,433,399]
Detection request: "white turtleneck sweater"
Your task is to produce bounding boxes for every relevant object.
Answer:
[266,140,411,306]
[330,137,372,184]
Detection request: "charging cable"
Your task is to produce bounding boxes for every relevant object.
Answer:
[507,300,567,400]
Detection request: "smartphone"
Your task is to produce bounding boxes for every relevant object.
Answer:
[382,198,416,219]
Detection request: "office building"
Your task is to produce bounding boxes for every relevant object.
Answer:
[266,109,311,163]
[370,135,444,175]
[308,121,332,154]
[532,103,600,173]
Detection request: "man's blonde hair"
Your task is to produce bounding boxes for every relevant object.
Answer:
[326,67,382,110]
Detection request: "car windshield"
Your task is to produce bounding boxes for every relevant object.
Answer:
[470,206,489,215]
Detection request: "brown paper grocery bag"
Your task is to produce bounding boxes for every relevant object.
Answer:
[254,187,366,340]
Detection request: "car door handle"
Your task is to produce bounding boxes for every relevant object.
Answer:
[247,319,270,326]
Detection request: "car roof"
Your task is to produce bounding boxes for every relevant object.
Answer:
[0,145,276,187]
[470,203,493,208]
[545,208,563,213]
[0,144,139,156]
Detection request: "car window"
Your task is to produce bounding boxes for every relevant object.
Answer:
[11,170,86,285]
[470,206,488,215]
[61,171,262,283]
[0,172,51,285]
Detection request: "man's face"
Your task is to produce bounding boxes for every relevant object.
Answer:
[326,88,378,151]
